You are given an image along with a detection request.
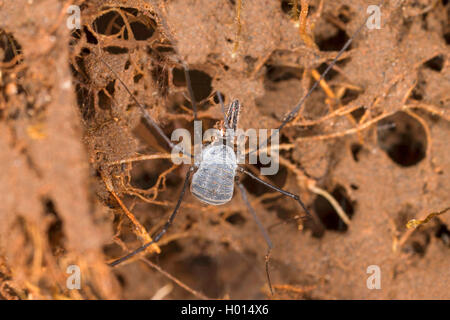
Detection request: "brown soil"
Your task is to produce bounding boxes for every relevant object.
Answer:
[0,0,449,300]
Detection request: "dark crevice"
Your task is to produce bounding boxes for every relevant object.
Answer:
[316,29,351,52]
[377,112,427,167]
[172,68,213,102]
[104,46,129,54]
[313,185,354,234]
[42,197,66,255]
[265,65,303,82]
[225,212,247,226]
[0,30,23,65]
[242,165,288,197]
[351,106,365,122]
[351,143,362,162]
[423,55,444,72]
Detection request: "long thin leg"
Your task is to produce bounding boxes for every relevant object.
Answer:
[109,166,194,267]
[147,1,198,120]
[97,54,175,150]
[239,167,312,219]
[236,181,274,295]
[216,91,228,127]
[256,0,386,153]
[97,54,193,159]
[182,62,198,121]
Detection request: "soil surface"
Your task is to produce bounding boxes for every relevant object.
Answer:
[0,0,449,299]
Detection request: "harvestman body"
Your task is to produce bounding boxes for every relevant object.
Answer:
[97,2,383,295]
[191,100,241,205]
[190,142,238,205]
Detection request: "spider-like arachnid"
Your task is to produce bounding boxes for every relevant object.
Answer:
[82,0,383,295]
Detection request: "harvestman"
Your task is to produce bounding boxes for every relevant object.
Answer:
[99,5,381,294]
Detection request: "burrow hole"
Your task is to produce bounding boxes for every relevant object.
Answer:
[315,24,351,52]
[225,212,247,226]
[423,55,444,72]
[280,0,316,19]
[436,222,450,247]
[93,7,155,40]
[351,143,362,162]
[0,30,22,65]
[377,111,427,167]
[42,197,66,255]
[172,68,213,103]
[313,185,354,235]
[265,65,303,83]
[242,165,288,197]
[176,254,222,298]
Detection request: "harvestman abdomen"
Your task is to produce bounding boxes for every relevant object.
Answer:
[190,143,238,205]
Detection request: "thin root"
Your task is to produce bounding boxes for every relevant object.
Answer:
[308,182,351,226]
[407,207,450,229]
[101,172,161,254]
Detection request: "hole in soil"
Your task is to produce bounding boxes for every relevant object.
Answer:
[129,21,155,40]
[411,79,425,101]
[316,62,340,81]
[133,73,143,84]
[179,254,222,298]
[423,55,444,72]
[42,198,65,255]
[93,11,125,36]
[444,32,450,45]
[316,28,351,52]
[172,68,213,101]
[0,30,22,65]
[281,0,298,17]
[213,91,226,105]
[280,0,315,19]
[411,239,428,255]
[83,26,98,44]
[351,106,365,122]
[242,164,288,197]
[265,65,303,82]
[93,8,155,40]
[105,80,115,95]
[104,46,129,54]
[313,185,354,232]
[225,212,247,226]
[149,54,169,97]
[341,88,361,105]
[114,273,126,288]
[244,55,257,72]
[75,84,95,120]
[130,159,171,190]
[351,143,362,162]
[98,89,112,110]
[435,222,450,247]
[337,5,352,24]
[404,229,430,257]
[350,184,359,190]
[132,170,155,190]
[377,111,427,167]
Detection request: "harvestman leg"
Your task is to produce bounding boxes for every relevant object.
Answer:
[236,181,274,295]
[109,167,195,267]
[97,56,199,148]
[237,168,315,295]
[239,168,312,218]
[182,62,198,121]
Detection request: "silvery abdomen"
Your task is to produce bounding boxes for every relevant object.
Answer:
[191,143,238,205]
